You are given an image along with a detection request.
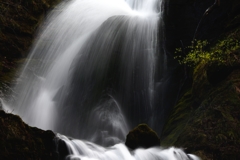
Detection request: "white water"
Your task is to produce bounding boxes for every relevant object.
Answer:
[12,0,159,142]
[56,134,200,160]
[5,0,201,159]
[14,0,137,133]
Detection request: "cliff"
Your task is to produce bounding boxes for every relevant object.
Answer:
[161,0,240,159]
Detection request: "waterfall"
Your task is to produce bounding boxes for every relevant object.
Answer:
[55,134,200,160]
[6,0,201,159]
[12,0,159,143]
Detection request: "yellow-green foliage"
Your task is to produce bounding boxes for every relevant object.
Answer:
[175,38,240,67]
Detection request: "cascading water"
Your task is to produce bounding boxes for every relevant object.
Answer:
[55,134,200,160]
[6,0,200,159]
[13,0,159,143]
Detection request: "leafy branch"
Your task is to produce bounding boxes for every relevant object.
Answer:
[174,38,240,67]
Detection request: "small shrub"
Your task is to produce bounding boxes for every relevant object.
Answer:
[174,38,240,67]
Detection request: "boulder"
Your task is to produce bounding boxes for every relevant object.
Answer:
[0,110,58,159]
[125,124,160,150]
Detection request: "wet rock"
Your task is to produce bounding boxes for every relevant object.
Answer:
[0,110,57,159]
[125,124,160,150]
[57,138,70,160]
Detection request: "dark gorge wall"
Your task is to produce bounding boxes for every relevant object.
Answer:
[0,0,61,59]
[163,0,240,52]
[161,0,240,117]
[161,0,240,159]
[0,0,60,158]
[155,0,215,136]
[0,0,60,97]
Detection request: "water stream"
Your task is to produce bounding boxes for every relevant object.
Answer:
[6,0,200,159]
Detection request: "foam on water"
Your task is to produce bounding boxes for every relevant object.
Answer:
[55,134,200,160]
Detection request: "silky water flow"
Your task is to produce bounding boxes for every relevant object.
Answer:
[5,0,200,159]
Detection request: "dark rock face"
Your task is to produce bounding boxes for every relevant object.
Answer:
[56,138,70,160]
[162,67,240,160]
[163,0,240,54]
[155,0,215,136]
[0,110,58,159]
[125,124,160,150]
[206,65,236,84]
[0,0,60,59]
[0,0,61,101]
[162,0,240,89]
[163,0,212,56]
[162,0,240,159]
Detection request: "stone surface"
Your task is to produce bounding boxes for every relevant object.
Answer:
[125,124,160,150]
[161,0,240,159]
[0,110,58,159]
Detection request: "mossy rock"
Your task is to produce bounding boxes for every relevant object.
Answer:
[0,0,61,59]
[162,67,240,159]
[125,124,160,149]
[0,110,57,159]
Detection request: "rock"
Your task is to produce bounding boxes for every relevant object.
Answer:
[206,65,235,84]
[125,124,160,150]
[57,138,70,160]
[0,0,61,59]
[0,110,57,159]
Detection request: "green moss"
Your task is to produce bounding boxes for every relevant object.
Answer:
[162,68,240,159]
[161,90,194,146]
[163,25,240,158]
